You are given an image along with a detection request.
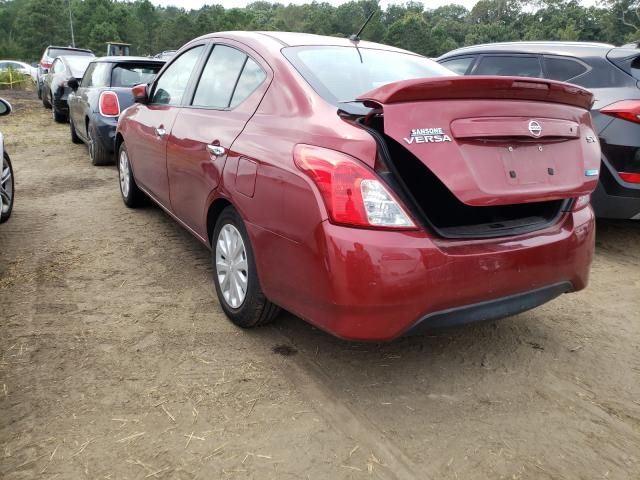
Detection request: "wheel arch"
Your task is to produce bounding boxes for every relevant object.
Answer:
[206,197,233,246]
[114,132,124,154]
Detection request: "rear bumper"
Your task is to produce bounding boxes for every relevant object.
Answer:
[94,116,118,153]
[591,157,640,219]
[407,281,572,334]
[252,206,595,342]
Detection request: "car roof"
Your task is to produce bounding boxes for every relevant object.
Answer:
[194,31,415,55]
[91,56,166,63]
[439,41,616,59]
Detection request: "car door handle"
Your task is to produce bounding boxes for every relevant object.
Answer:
[154,127,166,137]
[207,144,226,157]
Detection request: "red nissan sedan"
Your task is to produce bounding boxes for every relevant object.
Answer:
[115,32,600,341]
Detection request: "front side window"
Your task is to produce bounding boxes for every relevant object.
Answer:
[192,45,247,109]
[474,55,543,78]
[283,46,452,104]
[440,56,475,75]
[151,46,205,106]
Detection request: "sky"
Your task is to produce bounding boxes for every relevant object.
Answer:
[152,0,599,10]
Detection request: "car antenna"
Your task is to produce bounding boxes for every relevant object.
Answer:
[349,10,376,63]
[350,10,376,43]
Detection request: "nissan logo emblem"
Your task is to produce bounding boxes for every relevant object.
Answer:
[528,120,542,137]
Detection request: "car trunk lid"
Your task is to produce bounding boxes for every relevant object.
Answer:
[357,76,600,207]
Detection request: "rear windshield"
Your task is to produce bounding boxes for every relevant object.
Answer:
[48,48,93,59]
[282,46,453,104]
[111,63,163,87]
[65,56,94,77]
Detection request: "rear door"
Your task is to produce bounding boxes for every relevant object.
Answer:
[127,45,206,208]
[166,41,270,237]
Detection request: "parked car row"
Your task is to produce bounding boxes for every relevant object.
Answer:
[37,46,94,100]
[37,47,165,164]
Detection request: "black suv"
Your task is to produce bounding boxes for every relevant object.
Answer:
[37,46,94,100]
[438,42,640,220]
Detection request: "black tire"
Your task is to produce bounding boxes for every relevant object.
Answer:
[88,124,110,165]
[117,142,143,208]
[69,118,82,144]
[1,152,14,224]
[212,206,280,328]
[37,83,42,100]
[52,103,67,123]
[42,89,51,109]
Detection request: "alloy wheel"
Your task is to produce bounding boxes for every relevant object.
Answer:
[1,155,13,215]
[215,224,249,309]
[119,149,130,198]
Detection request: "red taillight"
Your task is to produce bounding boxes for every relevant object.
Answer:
[600,100,640,124]
[99,91,120,117]
[619,172,640,184]
[293,144,415,229]
[40,61,52,69]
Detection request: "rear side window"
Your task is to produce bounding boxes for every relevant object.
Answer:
[440,57,475,75]
[544,56,588,82]
[192,45,247,109]
[81,62,110,88]
[151,45,205,106]
[111,64,162,87]
[474,55,543,78]
[230,58,266,108]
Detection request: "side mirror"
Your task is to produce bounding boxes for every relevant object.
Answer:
[0,98,12,117]
[68,78,79,91]
[132,83,149,104]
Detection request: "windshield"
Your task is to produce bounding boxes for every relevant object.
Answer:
[112,64,163,87]
[282,45,454,104]
[64,56,94,77]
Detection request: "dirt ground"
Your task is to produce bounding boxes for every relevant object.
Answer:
[0,89,639,480]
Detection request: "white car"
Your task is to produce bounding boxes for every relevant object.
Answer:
[0,60,37,81]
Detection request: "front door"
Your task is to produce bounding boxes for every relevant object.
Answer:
[128,45,206,208]
[167,43,269,238]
